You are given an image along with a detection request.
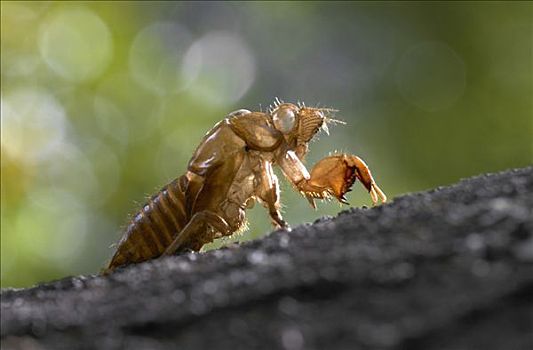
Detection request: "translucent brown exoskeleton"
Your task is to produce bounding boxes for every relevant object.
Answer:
[104,99,386,273]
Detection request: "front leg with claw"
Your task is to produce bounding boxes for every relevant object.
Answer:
[277,149,386,210]
[306,154,387,208]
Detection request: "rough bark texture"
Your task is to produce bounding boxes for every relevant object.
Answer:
[2,167,533,350]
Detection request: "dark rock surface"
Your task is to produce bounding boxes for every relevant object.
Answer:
[2,167,533,350]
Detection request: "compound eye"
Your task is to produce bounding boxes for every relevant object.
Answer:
[272,108,296,133]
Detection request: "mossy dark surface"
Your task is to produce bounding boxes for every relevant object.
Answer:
[2,167,532,350]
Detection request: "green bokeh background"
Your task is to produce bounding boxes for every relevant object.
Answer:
[1,1,531,288]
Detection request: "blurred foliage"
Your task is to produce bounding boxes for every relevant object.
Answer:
[1,1,531,287]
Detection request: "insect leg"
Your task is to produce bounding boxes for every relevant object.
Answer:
[257,159,288,229]
[343,155,387,204]
[276,150,331,209]
[163,211,231,256]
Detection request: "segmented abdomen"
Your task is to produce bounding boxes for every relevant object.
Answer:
[107,177,188,271]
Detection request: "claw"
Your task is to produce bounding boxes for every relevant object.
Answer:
[307,153,387,206]
[306,194,317,209]
[344,154,387,204]
[339,194,349,205]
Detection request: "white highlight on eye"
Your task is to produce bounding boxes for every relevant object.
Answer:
[273,108,296,133]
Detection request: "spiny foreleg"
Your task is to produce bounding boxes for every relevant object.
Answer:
[305,154,387,207]
[257,159,288,229]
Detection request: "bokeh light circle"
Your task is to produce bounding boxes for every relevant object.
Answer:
[395,41,466,112]
[22,188,89,264]
[37,142,120,207]
[93,96,130,148]
[1,87,67,164]
[38,7,113,82]
[129,22,193,95]
[182,31,256,105]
